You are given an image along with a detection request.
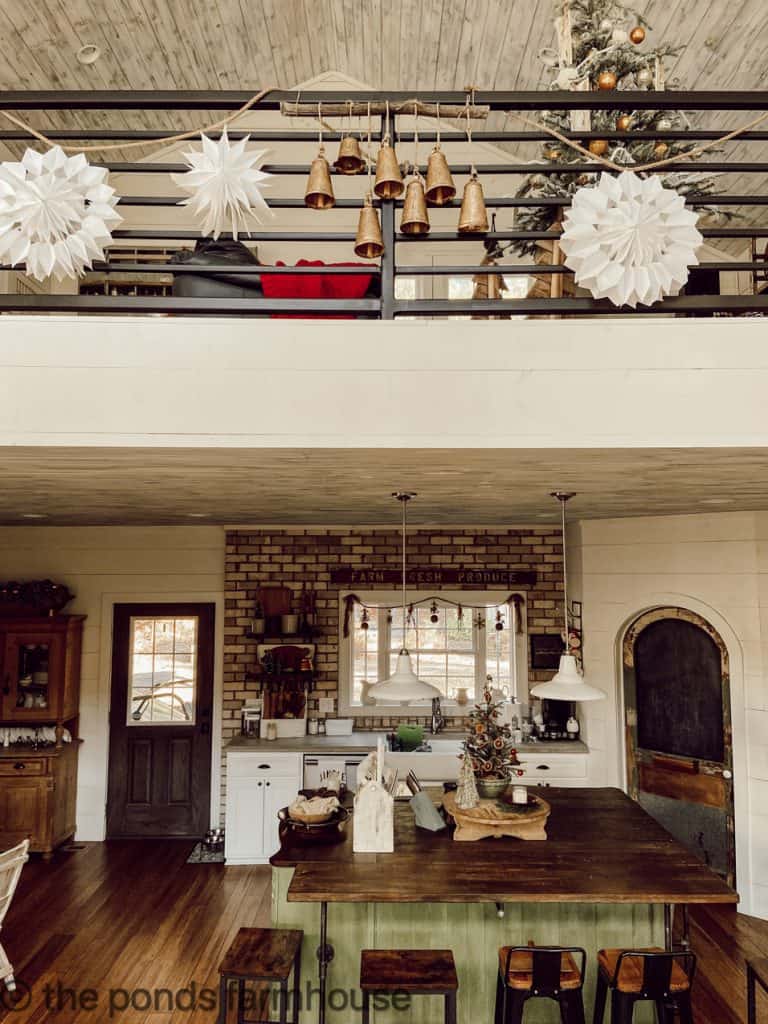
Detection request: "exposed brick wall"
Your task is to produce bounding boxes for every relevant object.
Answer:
[222,527,564,817]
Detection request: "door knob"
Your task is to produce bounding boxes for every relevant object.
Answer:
[722,769,733,780]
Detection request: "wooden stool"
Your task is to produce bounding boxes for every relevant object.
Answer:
[593,947,696,1024]
[217,927,302,1024]
[359,949,458,1024]
[495,944,587,1024]
[748,958,768,1023]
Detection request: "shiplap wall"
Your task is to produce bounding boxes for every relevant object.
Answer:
[0,527,225,840]
[570,511,768,919]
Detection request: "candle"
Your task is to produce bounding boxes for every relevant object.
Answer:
[512,785,528,805]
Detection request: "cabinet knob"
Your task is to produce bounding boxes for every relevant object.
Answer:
[257,781,262,786]
[13,762,25,770]
[266,781,270,787]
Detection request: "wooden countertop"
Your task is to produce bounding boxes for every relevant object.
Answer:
[271,787,738,906]
[226,733,588,755]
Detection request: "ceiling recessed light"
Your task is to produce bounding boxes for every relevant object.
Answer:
[76,44,101,65]
[186,512,210,518]
[700,498,732,506]
[21,513,47,519]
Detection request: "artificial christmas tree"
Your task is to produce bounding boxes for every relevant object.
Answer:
[512,0,724,261]
[463,681,524,799]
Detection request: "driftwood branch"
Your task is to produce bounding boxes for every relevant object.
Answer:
[281,100,489,119]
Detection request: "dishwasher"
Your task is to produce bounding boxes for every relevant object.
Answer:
[303,753,366,792]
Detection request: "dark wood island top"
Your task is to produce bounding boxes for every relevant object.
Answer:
[271,787,738,905]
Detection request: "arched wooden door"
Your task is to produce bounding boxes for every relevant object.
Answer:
[623,608,735,886]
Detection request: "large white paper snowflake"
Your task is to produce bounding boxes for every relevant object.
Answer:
[171,130,272,239]
[0,146,122,282]
[559,171,703,308]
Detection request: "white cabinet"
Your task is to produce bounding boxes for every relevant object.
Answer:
[517,753,588,788]
[225,752,302,864]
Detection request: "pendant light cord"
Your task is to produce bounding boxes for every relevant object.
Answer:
[401,495,408,645]
[561,496,569,644]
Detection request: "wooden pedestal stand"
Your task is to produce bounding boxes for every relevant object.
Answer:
[443,791,550,842]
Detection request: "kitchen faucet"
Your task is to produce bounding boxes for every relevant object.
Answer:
[430,696,445,734]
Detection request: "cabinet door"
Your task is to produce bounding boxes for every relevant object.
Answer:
[1,631,64,721]
[0,775,49,848]
[263,776,301,859]
[225,778,266,862]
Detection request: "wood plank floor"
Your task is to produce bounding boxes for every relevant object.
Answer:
[0,841,766,1022]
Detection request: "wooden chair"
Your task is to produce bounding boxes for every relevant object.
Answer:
[216,926,302,1024]
[0,840,29,994]
[593,948,696,1024]
[495,943,587,1023]
[359,949,458,1024]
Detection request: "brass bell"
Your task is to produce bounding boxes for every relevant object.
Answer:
[458,172,489,234]
[305,147,335,210]
[335,135,366,175]
[374,141,404,199]
[425,145,456,205]
[400,177,430,236]
[354,193,384,259]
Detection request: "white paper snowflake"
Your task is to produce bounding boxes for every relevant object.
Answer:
[559,171,703,308]
[171,130,272,239]
[0,146,122,282]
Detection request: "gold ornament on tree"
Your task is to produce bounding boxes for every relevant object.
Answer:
[617,114,633,131]
[653,141,670,158]
[597,71,618,90]
[588,139,609,156]
[305,104,335,210]
[629,26,646,44]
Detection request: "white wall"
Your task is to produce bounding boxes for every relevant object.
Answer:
[0,526,225,841]
[571,511,768,919]
[4,316,768,447]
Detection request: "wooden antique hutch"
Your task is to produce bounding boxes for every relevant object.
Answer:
[0,582,84,858]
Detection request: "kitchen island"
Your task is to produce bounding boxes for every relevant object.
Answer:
[270,787,736,1024]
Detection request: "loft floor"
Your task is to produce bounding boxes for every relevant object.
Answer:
[0,840,764,1023]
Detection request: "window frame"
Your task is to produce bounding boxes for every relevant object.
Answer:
[338,589,527,717]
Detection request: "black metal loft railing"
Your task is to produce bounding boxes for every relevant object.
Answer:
[1,89,768,318]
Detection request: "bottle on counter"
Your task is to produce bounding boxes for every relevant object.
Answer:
[318,719,326,735]
[307,718,319,735]
[265,721,278,741]
[566,715,580,740]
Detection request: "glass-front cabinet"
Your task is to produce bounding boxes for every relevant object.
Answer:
[0,616,83,725]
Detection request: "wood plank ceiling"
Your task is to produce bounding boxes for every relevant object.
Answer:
[0,0,766,245]
[0,447,766,525]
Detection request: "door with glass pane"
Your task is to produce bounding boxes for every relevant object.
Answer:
[107,603,215,837]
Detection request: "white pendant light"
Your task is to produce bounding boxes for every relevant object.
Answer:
[367,493,442,706]
[530,492,605,703]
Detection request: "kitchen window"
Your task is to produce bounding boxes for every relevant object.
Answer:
[339,590,526,715]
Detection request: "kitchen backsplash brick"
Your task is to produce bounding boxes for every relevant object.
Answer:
[221,527,564,789]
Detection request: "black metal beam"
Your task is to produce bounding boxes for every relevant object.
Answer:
[112,193,768,208]
[72,263,381,275]
[4,128,768,143]
[0,89,767,111]
[393,294,768,315]
[0,294,381,315]
[104,161,768,176]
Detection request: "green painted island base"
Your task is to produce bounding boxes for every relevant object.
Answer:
[272,867,663,1024]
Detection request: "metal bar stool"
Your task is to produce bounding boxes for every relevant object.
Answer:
[593,948,696,1024]
[495,944,587,1024]
[748,958,768,1023]
[216,927,303,1024]
[359,949,458,1024]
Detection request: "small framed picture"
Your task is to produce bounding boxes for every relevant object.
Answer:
[530,634,563,670]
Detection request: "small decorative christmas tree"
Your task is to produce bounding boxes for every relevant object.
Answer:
[464,680,523,781]
[456,754,479,810]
